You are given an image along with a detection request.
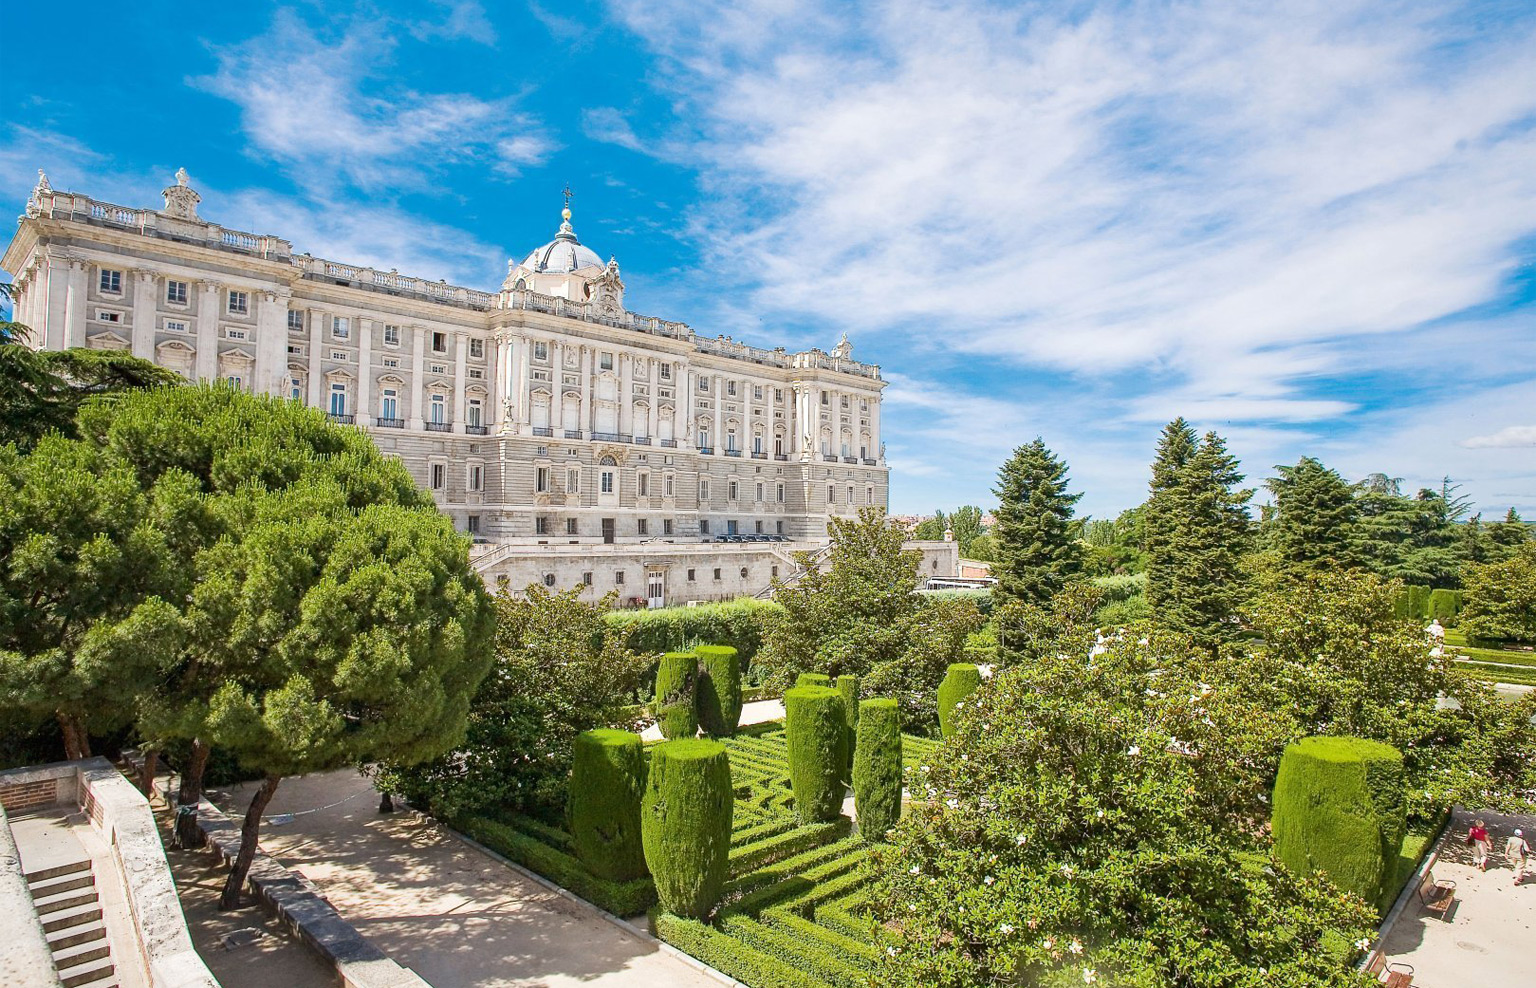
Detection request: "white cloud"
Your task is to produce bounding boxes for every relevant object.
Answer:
[408,1,498,46]
[194,9,552,190]
[1461,426,1536,450]
[582,108,646,153]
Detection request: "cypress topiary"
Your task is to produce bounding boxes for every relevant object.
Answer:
[837,674,860,774]
[784,685,847,823]
[937,663,984,738]
[1406,585,1432,620]
[641,738,733,918]
[1272,736,1406,912]
[852,698,901,842]
[796,672,831,687]
[696,645,742,737]
[655,651,698,739]
[568,729,647,881]
[1428,589,1462,626]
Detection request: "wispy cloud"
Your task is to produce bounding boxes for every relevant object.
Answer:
[408,1,498,46]
[582,107,646,153]
[1461,425,1536,450]
[193,9,553,191]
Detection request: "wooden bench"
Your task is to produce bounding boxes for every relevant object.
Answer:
[1419,868,1456,918]
[1365,951,1414,987]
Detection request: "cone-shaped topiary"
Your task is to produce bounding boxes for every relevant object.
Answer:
[568,729,647,880]
[641,738,733,918]
[1272,736,1406,912]
[655,651,698,739]
[696,645,742,737]
[837,674,860,774]
[784,685,847,823]
[937,663,983,738]
[796,672,831,687]
[852,698,901,842]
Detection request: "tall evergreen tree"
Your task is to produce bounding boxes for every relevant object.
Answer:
[991,438,1082,607]
[1143,418,1198,608]
[1159,431,1254,647]
[1265,457,1358,577]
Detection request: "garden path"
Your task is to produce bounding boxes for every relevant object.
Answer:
[1379,807,1536,987]
[208,770,724,988]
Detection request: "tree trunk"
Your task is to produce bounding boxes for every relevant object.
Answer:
[57,712,90,760]
[175,738,211,849]
[219,774,281,910]
[378,791,395,814]
[139,749,160,798]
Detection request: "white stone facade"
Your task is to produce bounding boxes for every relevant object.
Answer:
[2,172,892,597]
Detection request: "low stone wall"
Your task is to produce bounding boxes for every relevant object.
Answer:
[180,786,429,988]
[0,802,61,987]
[0,758,218,988]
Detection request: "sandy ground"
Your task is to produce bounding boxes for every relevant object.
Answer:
[1380,807,1536,987]
[210,770,721,988]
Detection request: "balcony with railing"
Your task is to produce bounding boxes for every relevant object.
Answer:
[426,421,453,433]
[564,430,583,439]
[843,456,858,464]
[751,451,768,459]
[375,417,404,429]
[660,438,678,448]
[532,426,553,437]
[725,449,742,457]
[698,446,714,455]
[328,413,355,425]
[633,437,652,445]
[464,424,488,435]
[774,453,789,461]
[863,457,878,465]
[822,454,838,462]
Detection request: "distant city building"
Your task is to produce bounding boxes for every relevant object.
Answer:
[3,169,913,602]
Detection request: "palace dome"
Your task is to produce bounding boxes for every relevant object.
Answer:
[520,207,604,273]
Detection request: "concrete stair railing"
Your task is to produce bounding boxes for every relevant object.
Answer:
[26,858,117,988]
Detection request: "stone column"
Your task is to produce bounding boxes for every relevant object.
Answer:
[357,318,373,425]
[619,352,633,436]
[870,396,881,461]
[834,389,846,457]
[493,335,510,431]
[256,289,289,396]
[680,366,693,448]
[453,331,468,430]
[43,254,69,351]
[410,325,426,429]
[197,282,222,382]
[579,346,593,437]
[63,259,88,350]
[711,373,723,451]
[307,308,324,405]
[130,269,156,361]
[647,370,660,441]
[514,335,530,430]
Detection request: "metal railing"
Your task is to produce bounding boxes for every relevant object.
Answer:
[532,426,553,437]
[660,438,678,448]
[564,430,583,439]
[328,413,355,425]
[375,417,404,429]
[464,424,488,435]
[426,421,453,433]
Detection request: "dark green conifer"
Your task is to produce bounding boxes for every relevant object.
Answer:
[991,438,1082,607]
[1265,457,1358,577]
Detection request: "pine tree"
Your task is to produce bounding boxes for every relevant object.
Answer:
[1160,431,1253,647]
[991,438,1083,607]
[1265,457,1358,577]
[1143,418,1198,609]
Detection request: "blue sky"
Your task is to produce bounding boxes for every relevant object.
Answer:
[4,0,1534,519]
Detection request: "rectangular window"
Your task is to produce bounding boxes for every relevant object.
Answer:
[467,399,483,427]
[536,467,549,492]
[753,386,762,400]
[287,309,303,331]
[383,357,399,368]
[776,520,784,535]
[329,383,347,416]
[867,485,874,504]
[777,483,785,503]
[332,316,350,339]
[713,568,722,581]
[582,571,593,586]
[828,485,836,503]
[638,519,648,535]
[165,320,188,333]
[468,367,483,379]
[99,269,122,294]
[638,473,649,497]
[228,290,248,314]
[698,376,710,392]
[700,480,711,501]
[728,481,738,500]
[774,388,783,402]
[469,464,483,491]
[97,310,121,323]
[601,470,614,495]
[534,341,548,360]
[821,392,829,405]
[430,463,445,490]
[567,467,580,493]
[756,482,764,502]
[600,352,613,371]
[290,378,303,401]
[665,474,675,496]
[432,331,447,353]
[430,394,446,424]
[700,520,710,534]
[166,280,188,305]
[536,517,548,535]
[567,517,579,535]
[380,388,398,420]
[755,521,764,534]
[848,485,855,504]
[330,350,347,360]
[727,381,737,396]
[430,363,448,375]
[467,515,480,535]
[227,375,243,390]
[226,328,247,340]
[660,363,672,380]
[687,568,696,581]
[664,519,674,535]
[469,338,484,359]
[383,324,400,346]
[615,571,625,585]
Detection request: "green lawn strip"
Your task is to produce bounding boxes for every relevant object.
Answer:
[1455,648,1536,667]
[455,814,656,916]
[653,913,833,988]
[762,908,880,968]
[1459,663,1536,686]
[719,915,871,988]
[730,820,852,876]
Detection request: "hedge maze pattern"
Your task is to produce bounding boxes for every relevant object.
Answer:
[458,721,941,988]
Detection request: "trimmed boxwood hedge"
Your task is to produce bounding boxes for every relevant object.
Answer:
[455,814,656,916]
[568,729,647,881]
[605,597,783,663]
[642,738,734,918]
[784,686,847,824]
[937,663,983,738]
[1272,735,1406,912]
[796,672,832,688]
[851,698,901,842]
[656,650,699,739]
[653,913,827,988]
[698,644,744,737]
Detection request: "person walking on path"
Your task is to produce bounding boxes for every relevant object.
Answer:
[1470,819,1492,870]
[1504,828,1530,885]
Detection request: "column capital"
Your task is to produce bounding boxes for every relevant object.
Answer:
[131,267,158,282]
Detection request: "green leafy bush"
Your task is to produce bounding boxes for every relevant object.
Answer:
[698,645,743,737]
[605,598,783,664]
[642,738,733,918]
[918,588,994,616]
[852,699,901,842]
[1272,736,1406,913]
[796,672,831,687]
[1460,545,1536,646]
[568,729,647,881]
[656,651,699,739]
[936,663,982,738]
[785,685,848,824]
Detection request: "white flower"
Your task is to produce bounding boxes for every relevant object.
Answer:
[1070,938,1083,955]
[984,875,995,885]
[946,798,959,809]
[1016,833,1028,846]
[909,903,917,911]
[1096,809,1105,819]
[1083,968,1098,984]
[1060,864,1074,878]
[999,923,1014,935]
[886,946,898,956]
[1043,936,1055,950]
[910,865,921,875]
[1354,938,1371,951]
[920,764,931,773]
[1127,745,1141,757]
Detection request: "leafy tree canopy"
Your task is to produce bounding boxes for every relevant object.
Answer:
[1459,543,1536,647]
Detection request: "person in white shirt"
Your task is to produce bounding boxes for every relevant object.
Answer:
[1505,828,1530,885]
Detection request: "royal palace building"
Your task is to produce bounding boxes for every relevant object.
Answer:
[3,170,945,604]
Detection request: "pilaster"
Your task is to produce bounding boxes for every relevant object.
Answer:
[63,258,87,350]
[307,308,324,405]
[453,331,467,431]
[130,269,157,361]
[197,281,221,382]
[410,325,426,428]
[357,318,374,425]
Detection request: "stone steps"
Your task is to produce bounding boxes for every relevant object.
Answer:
[26,857,117,988]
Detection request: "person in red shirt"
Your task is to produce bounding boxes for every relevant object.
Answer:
[1469,819,1491,871]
